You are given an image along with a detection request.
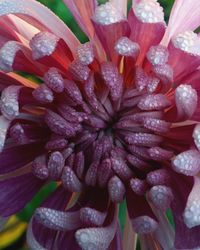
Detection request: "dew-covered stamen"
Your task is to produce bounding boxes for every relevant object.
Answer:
[48,151,65,180]
[74,151,85,179]
[9,123,29,144]
[98,158,113,188]
[125,133,163,147]
[127,154,149,170]
[62,166,83,192]
[35,207,81,231]
[58,105,87,124]
[147,147,173,161]
[143,117,171,133]
[80,207,107,226]
[134,0,165,23]
[115,37,140,58]
[172,31,200,56]
[175,84,198,119]
[68,60,90,81]
[183,177,200,228]
[131,215,158,234]
[85,162,99,187]
[64,79,84,105]
[153,64,173,87]
[108,175,125,202]
[146,169,171,186]
[0,116,10,152]
[32,155,49,180]
[30,32,59,60]
[44,67,64,93]
[138,94,171,111]
[45,138,68,151]
[0,41,24,72]
[32,84,54,104]
[84,74,99,111]
[193,124,200,150]
[130,178,149,195]
[45,109,81,137]
[93,2,125,25]
[75,205,118,250]
[0,85,22,120]
[111,156,132,180]
[147,45,169,66]
[148,185,174,211]
[172,149,200,176]
[101,62,123,102]
[77,42,95,65]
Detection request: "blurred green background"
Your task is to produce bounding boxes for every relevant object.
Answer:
[0,0,174,249]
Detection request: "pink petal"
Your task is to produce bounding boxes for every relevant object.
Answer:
[63,0,96,38]
[0,0,80,54]
[162,0,200,46]
[128,1,165,64]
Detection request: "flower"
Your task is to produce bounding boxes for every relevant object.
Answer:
[0,0,200,249]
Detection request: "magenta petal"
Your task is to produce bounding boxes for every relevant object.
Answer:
[170,173,200,249]
[0,173,43,216]
[0,143,45,174]
[93,20,130,62]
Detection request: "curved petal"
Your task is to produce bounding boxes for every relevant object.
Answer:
[63,0,97,38]
[0,0,80,54]
[162,0,200,46]
[0,173,43,216]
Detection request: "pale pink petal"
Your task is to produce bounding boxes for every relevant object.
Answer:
[0,0,80,54]
[63,0,97,38]
[110,0,127,16]
[162,0,200,46]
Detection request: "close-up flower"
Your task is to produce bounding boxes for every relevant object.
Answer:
[0,0,200,249]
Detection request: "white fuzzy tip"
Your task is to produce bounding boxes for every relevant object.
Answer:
[115,37,140,57]
[134,0,164,23]
[173,31,200,56]
[93,2,125,25]
[0,41,22,72]
[172,150,200,176]
[175,84,198,118]
[193,124,200,150]
[30,32,59,60]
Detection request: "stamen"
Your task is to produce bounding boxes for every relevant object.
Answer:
[148,185,173,211]
[0,116,10,152]
[108,176,125,202]
[193,124,200,150]
[48,151,65,180]
[44,67,64,93]
[115,37,140,57]
[80,207,106,226]
[138,94,171,111]
[172,149,200,176]
[0,85,22,120]
[131,215,158,234]
[147,45,169,66]
[62,166,83,192]
[77,43,94,65]
[35,208,81,231]
[175,84,198,119]
[32,84,54,104]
